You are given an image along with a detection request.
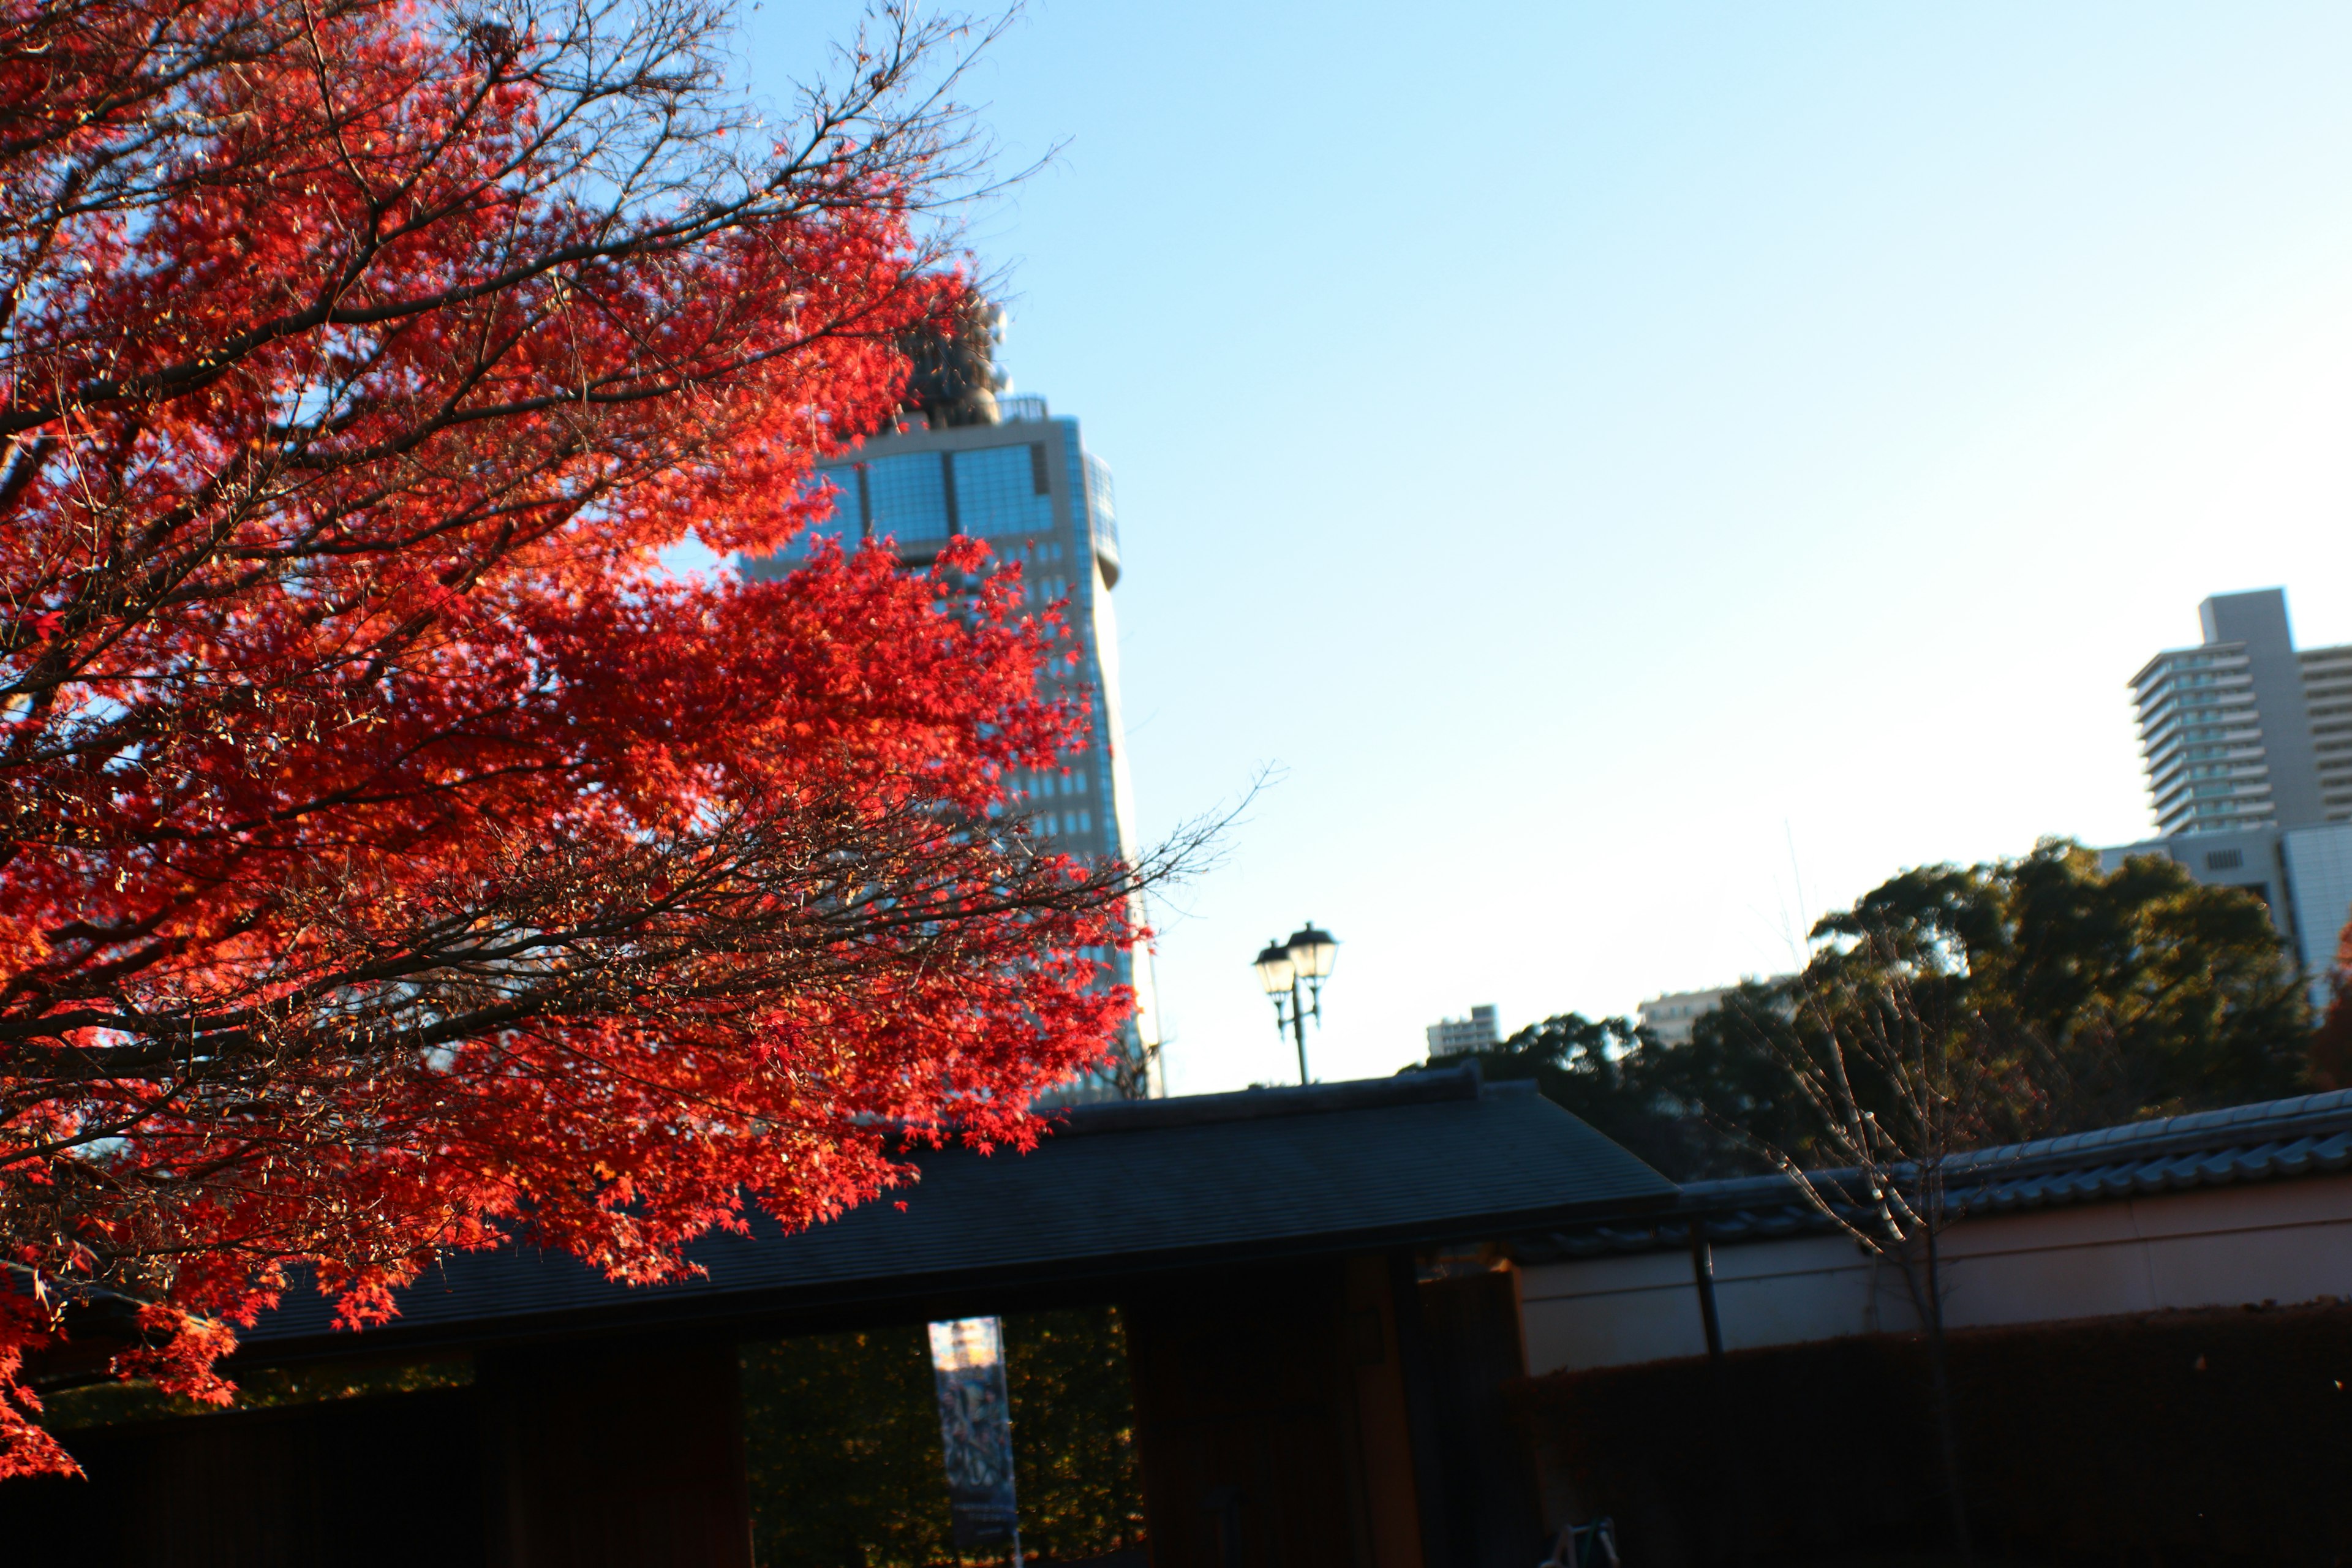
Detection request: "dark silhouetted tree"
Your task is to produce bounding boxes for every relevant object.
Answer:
[1462,839,2312,1184]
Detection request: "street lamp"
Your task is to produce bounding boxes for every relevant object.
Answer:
[1254,922,1340,1084]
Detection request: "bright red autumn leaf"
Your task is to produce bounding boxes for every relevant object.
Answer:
[0,0,1153,1477]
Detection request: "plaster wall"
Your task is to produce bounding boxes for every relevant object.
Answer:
[1519,1174,2352,1374]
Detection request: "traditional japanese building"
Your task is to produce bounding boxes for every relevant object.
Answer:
[6,1065,1675,1567]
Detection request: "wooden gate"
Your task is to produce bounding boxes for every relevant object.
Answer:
[1123,1257,1427,1568]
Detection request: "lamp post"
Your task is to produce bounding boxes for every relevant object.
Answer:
[1254,922,1340,1085]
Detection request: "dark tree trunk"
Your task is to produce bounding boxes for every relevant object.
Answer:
[1920,1225,1974,1564]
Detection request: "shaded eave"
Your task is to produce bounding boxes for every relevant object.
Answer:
[238,1189,1662,1366]
[233,1064,1675,1365]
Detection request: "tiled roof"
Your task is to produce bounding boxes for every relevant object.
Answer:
[239,1063,1676,1355]
[1522,1087,2352,1261]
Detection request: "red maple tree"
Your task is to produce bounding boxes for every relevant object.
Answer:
[2311,916,2352,1091]
[0,0,1156,1476]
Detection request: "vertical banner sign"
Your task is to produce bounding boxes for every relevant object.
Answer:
[927,1317,1019,1548]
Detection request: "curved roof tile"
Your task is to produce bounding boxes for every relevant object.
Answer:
[1523,1085,2352,1261]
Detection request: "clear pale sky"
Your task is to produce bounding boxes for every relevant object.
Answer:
[725,3,2352,1095]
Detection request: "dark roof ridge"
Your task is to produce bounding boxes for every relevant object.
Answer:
[1667,1085,2352,1212]
[1517,1088,2352,1262]
[1656,1086,2352,1222]
[1041,1060,1485,1139]
[1962,1087,2352,1167]
[231,1061,1665,1353]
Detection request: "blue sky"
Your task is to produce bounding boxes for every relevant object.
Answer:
[727,3,2352,1093]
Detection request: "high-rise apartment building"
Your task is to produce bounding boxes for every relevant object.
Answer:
[742,380,1159,1099]
[2111,589,2352,1004]
[2310,641,2352,818]
[2128,589,2352,836]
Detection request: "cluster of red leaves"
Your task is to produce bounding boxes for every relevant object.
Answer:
[2311,918,2352,1091]
[0,0,1135,1477]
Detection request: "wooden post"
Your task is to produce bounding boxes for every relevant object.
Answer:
[1387,1251,1453,1568]
[482,1335,753,1568]
[1689,1224,1726,1363]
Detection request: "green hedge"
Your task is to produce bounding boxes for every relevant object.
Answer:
[1512,1300,2352,1567]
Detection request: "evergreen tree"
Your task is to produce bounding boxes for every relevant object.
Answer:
[1450,840,2313,1181]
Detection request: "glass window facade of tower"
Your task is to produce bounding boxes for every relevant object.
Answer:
[741,396,1159,1100]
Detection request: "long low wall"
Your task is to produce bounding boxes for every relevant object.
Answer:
[1519,1170,2352,1374]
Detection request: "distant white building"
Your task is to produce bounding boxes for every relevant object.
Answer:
[1637,979,1793,1047]
[1637,987,1729,1047]
[1425,1005,1500,1058]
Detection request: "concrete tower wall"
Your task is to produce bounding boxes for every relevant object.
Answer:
[2201,590,2327,829]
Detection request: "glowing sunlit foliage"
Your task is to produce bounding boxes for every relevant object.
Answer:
[0,0,1145,1476]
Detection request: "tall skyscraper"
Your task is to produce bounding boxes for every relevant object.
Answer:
[2109,589,2352,1003]
[742,351,1159,1098]
[2128,589,2352,836]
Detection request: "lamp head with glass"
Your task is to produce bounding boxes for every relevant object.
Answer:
[1284,923,1339,981]
[1253,940,1297,995]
